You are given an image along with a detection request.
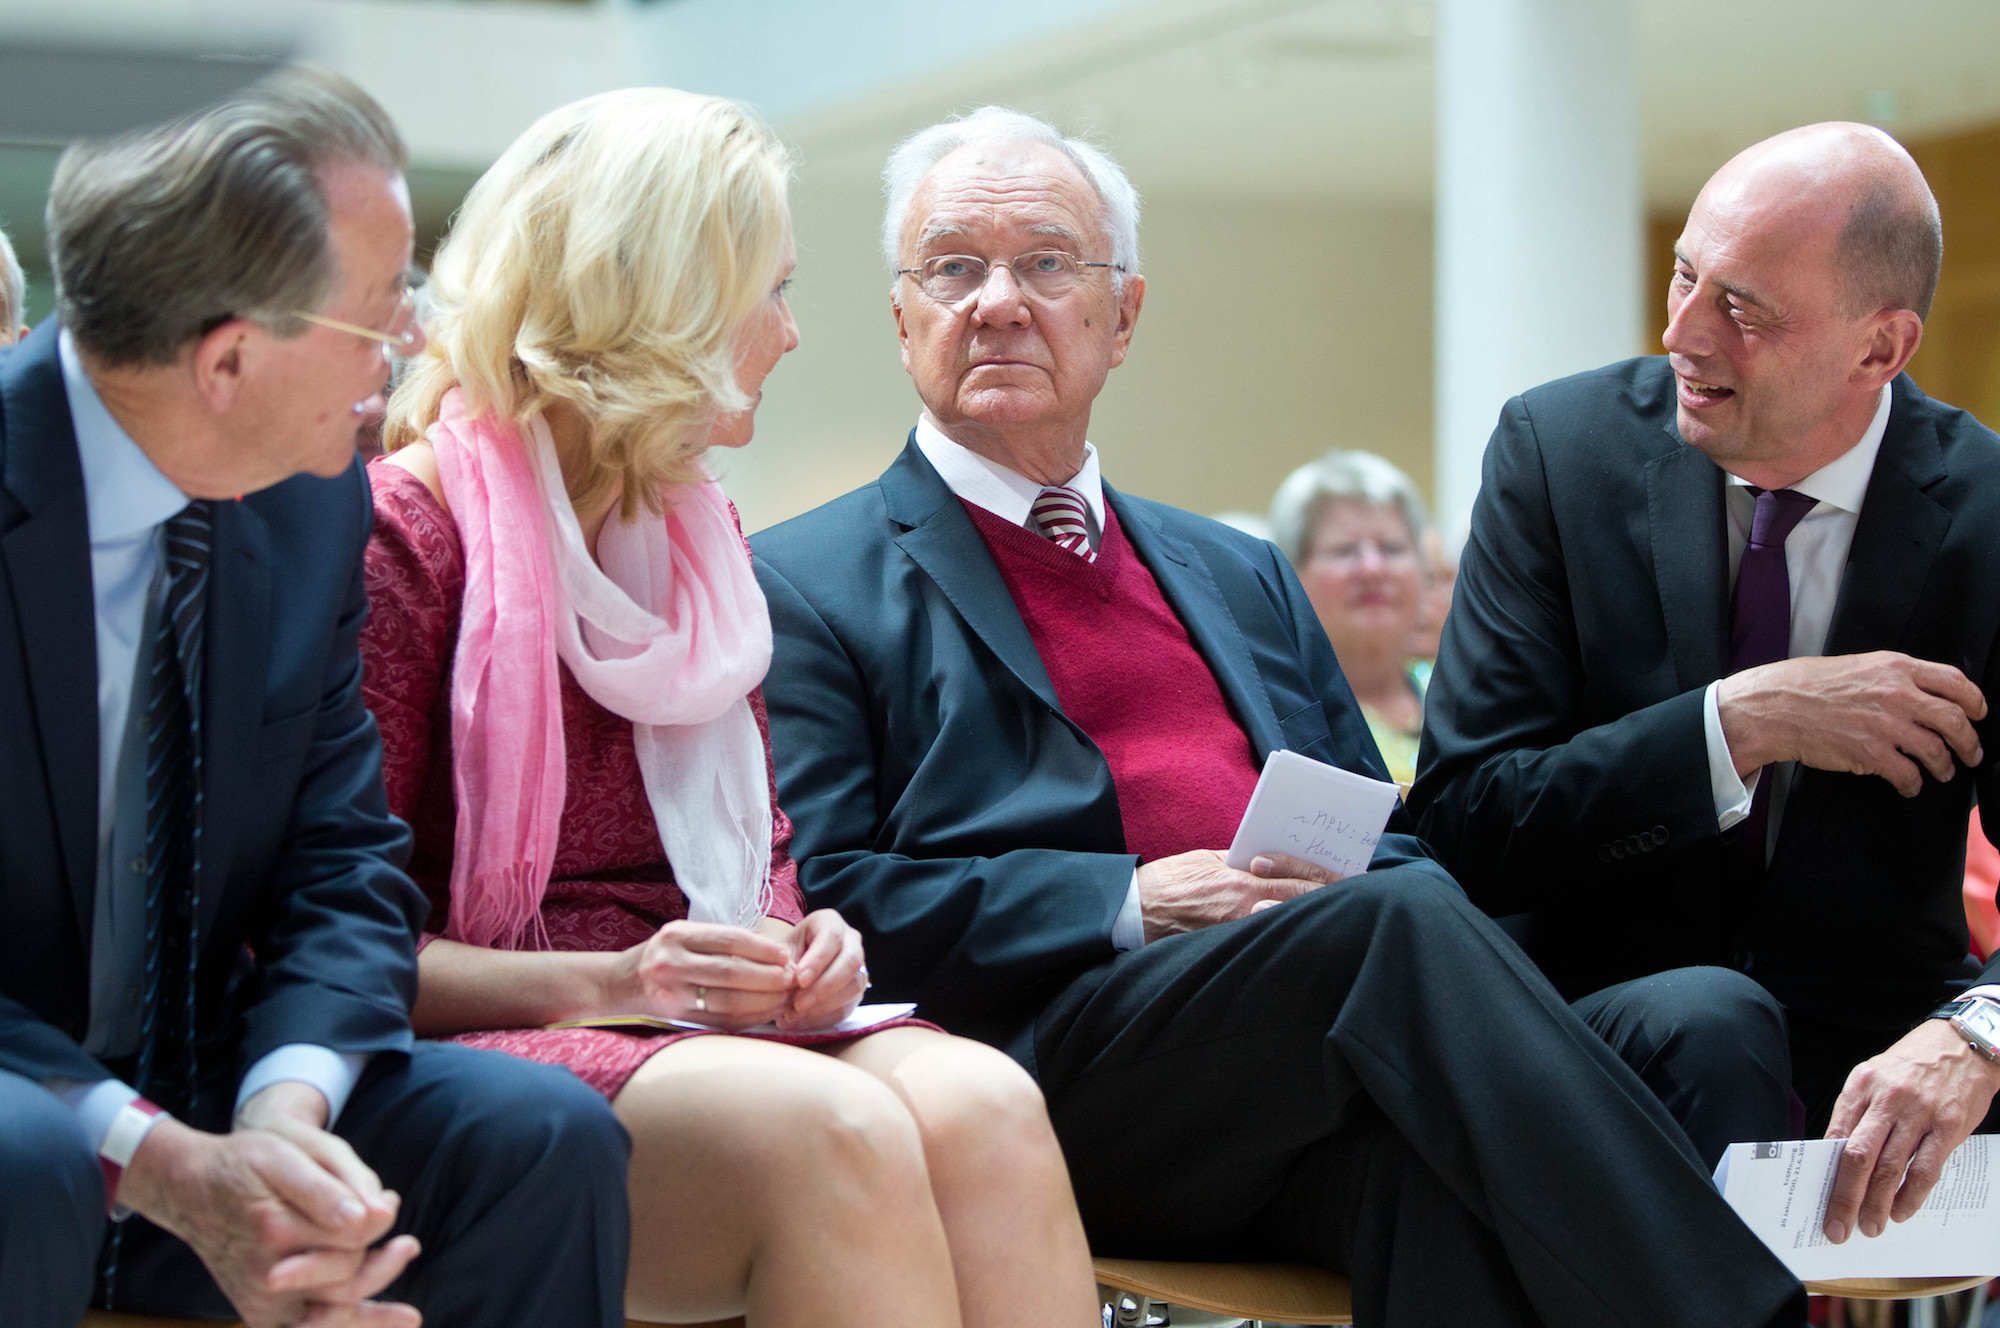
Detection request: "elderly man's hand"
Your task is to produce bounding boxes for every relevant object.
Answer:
[118,1083,420,1328]
[1137,850,1337,942]
[1820,1019,2000,1244]
[1717,652,1985,797]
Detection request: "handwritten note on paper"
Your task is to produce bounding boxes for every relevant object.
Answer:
[1714,1136,2000,1281]
[1224,749,1402,880]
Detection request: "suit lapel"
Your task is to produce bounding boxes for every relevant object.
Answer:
[882,440,1063,712]
[0,324,101,941]
[194,497,271,942]
[1646,431,1732,692]
[1109,486,1287,760]
[1822,379,1949,658]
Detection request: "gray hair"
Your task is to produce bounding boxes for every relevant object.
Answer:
[48,65,405,366]
[1269,450,1431,568]
[1837,181,1943,321]
[0,226,22,334]
[881,106,1140,295]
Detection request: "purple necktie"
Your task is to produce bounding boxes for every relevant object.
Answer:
[1727,487,1816,861]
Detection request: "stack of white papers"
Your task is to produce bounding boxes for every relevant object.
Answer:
[1715,1136,2000,1280]
[1225,749,1402,880]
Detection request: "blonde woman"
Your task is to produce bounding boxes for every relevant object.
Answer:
[360,89,1100,1328]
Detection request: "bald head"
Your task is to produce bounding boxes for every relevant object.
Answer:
[1700,122,1941,319]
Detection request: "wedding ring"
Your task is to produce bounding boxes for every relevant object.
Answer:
[694,985,707,1013]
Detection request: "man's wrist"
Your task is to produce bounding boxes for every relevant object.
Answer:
[115,1115,204,1228]
[1716,668,1784,775]
[98,1097,168,1217]
[235,1077,331,1132]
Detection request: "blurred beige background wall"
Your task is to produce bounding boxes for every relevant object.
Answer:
[722,178,1433,534]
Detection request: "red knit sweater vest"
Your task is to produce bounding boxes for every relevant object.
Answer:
[961,499,1263,863]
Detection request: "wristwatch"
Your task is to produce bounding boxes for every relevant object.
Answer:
[1931,995,2000,1066]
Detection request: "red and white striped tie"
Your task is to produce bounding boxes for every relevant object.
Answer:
[1031,485,1095,561]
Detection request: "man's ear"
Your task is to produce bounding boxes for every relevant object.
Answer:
[189,319,257,414]
[892,290,913,376]
[1855,308,1923,390]
[1107,273,1146,370]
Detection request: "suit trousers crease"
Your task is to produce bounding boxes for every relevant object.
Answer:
[1031,866,1802,1328]
[0,1043,630,1328]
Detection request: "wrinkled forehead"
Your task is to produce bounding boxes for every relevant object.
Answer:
[903,139,1105,256]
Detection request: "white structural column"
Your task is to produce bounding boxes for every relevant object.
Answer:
[1433,0,1642,541]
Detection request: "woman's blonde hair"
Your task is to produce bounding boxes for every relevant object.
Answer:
[385,88,791,518]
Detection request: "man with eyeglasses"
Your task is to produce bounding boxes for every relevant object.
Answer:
[0,68,628,1328]
[753,106,1805,1328]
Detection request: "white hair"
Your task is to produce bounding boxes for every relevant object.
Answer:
[1269,450,1431,569]
[0,226,23,333]
[881,106,1140,296]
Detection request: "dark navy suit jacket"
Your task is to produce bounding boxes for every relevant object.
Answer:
[0,321,423,1097]
[1411,357,2000,1028]
[753,439,1448,1062]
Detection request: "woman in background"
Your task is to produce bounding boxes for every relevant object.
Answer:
[361,88,1100,1328]
[1270,450,1433,786]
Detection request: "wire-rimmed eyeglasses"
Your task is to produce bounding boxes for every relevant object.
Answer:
[290,285,420,351]
[897,251,1124,305]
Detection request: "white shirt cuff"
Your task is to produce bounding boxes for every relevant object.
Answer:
[1112,871,1145,951]
[52,1077,146,1155]
[1965,985,2000,1007]
[1704,681,1757,830]
[235,1045,370,1127]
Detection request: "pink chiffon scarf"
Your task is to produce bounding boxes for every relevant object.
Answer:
[428,388,774,949]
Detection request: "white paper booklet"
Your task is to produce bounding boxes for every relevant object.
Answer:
[551,1002,918,1039]
[1224,749,1402,879]
[1714,1136,2000,1280]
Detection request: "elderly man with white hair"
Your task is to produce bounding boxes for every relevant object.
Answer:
[753,107,1805,1328]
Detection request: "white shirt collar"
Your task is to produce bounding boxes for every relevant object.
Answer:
[59,329,190,545]
[912,414,1106,534]
[1723,382,1891,516]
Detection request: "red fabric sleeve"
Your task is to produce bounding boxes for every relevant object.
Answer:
[360,461,466,941]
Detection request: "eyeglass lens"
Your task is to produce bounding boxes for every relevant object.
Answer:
[921,252,1086,303]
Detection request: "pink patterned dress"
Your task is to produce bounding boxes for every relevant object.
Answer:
[361,461,888,1099]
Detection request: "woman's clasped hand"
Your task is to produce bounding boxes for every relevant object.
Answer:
[618,910,868,1031]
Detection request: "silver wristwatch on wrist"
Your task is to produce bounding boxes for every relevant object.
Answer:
[1933,994,2000,1065]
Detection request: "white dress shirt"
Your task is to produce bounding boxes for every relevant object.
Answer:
[51,332,365,1154]
[911,416,1150,948]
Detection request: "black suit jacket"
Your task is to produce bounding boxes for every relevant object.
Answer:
[752,439,1448,1063]
[0,321,423,1098]
[1409,356,2000,1028]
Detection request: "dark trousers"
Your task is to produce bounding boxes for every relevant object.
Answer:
[1030,867,1804,1328]
[1571,967,1794,1170]
[0,1042,630,1328]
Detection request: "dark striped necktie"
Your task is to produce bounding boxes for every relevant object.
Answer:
[136,499,212,1113]
[1031,485,1095,562]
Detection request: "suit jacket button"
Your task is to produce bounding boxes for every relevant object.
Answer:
[1598,845,1613,862]
[1609,842,1626,860]
[1624,835,1644,854]
[1651,825,1669,846]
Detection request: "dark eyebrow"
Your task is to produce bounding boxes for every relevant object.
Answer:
[1673,245,1775,313]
